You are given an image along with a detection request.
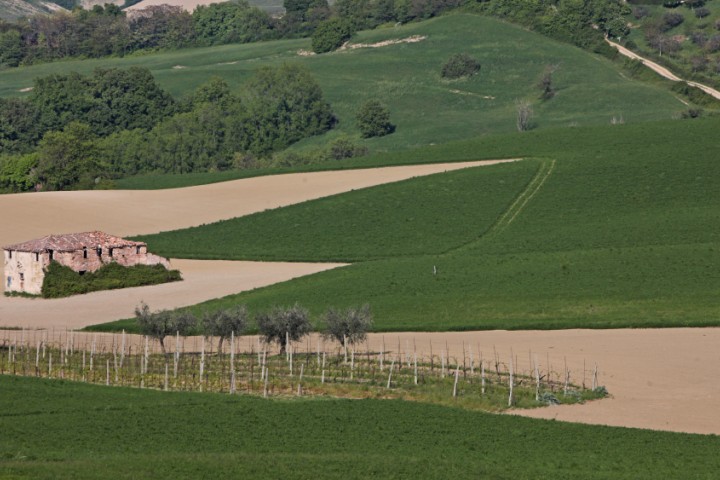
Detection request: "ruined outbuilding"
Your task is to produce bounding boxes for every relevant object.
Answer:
[3,231,170,295]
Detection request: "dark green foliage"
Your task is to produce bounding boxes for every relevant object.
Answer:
[321,304,372,346]
[256,303,312,353]
[311,18,353,53]
[41,261,182,298]
[2,376,720,478]
[135,302,196,352]
[34,122,103,191]
[193,1,272,46]
[662,12,685,29]
[242,64,335,154]
[441,53,480,79]
[356,99,394,138]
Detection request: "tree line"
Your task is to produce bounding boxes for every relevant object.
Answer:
[0,64,336,191]
[0,0,463,68]
[135,302,373,355]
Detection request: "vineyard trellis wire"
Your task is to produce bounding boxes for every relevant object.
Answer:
[0,329,607,409]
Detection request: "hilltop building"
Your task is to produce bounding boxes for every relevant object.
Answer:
[3,231,170,295]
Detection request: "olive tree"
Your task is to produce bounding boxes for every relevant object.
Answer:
[321,304,373,347]
[201,306,249,354]
[256,304,312,354]
[135,302,197,354]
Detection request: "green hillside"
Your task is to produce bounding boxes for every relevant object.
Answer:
[2,376,719,479]
[93,117,720,333]
[0,14,694,157]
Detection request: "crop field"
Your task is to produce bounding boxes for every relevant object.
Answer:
[0,14,693,156]
[1,375,719,479]
[96,117,720,333]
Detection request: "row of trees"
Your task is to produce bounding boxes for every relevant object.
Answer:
[135,302,373,355]
[0,0,465,68]
[0,64,336,191]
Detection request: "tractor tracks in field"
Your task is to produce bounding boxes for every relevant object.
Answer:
[440,158,555,256]
[486,158,556,236]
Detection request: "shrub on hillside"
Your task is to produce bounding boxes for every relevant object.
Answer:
[695,7,711,18]
[311,18,353,53]
[356,100,395,138]
[441,53,481,79]
[662,12,685,30]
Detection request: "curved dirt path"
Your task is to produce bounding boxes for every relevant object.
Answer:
[605,37,720,100]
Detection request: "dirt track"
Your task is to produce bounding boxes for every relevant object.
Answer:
[606,38,720,100]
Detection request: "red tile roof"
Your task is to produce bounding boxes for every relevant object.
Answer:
[3,231,145,253]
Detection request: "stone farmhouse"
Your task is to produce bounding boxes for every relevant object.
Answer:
[3,231,170,295]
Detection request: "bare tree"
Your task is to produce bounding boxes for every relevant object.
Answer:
[321,304,373,347]
[202,306,248,354]
[516,100,533,132]
[135,302,197,354]
[256,304,312,354]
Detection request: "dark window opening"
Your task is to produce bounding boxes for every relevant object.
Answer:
[79,270,86,276]
[83,247,87,259]
[19,273,24,281]
[48,250,54,261]
[35,253,39,261]
[97,247,102,257]
[8,250,11,259]
[109,248,114,258]
[136,246,141,255]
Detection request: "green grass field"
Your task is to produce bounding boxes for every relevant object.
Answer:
[0,14,694,157]
[92,117,720,333]
[1,376,718,479]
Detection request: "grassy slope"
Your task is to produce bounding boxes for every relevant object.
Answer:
[133,161,540,262]
[92,117,720,332]
[2,376,719,479]
[0,14,690,158]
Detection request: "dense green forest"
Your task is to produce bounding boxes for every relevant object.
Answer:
[0,64,335,190]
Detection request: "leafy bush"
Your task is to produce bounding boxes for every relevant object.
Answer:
[695,7,711,18]
[441,53,481,79]
[356,100,395,138]
[662,12,685,30]
[311,18,354,53]
[41,261,182,298]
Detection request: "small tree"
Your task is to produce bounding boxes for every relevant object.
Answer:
[202,306,249,354]
[441,53,481,79]
[537,65,557,100]
[356,100,395,138]
[256,304,312,354]
[515,100,533,132]
[135,302,197,354]
[322,304,373,347]
[311,18,353,53]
